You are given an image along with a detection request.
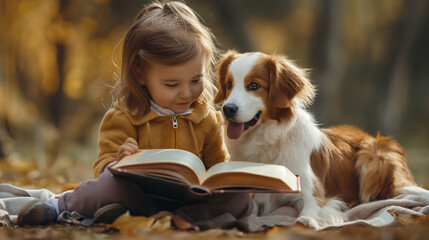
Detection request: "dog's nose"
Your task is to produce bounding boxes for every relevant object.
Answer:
[223,103,238,118]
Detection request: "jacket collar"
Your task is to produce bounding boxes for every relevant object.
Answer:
[150,100,193,116]
[115,101,210,126]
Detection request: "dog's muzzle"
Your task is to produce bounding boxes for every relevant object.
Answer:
[222,103,262,139]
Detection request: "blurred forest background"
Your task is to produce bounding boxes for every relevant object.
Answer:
[1,0,428,187]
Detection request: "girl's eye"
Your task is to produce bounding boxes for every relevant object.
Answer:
[247,82,260,91]
[191,79,201,84]
[165,84,178,87]
[226,82,232,90]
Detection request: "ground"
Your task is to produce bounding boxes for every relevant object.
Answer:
[2,222,429,240]
[1,161,429,240]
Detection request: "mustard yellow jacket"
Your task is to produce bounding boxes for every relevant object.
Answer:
[92,101,229,178]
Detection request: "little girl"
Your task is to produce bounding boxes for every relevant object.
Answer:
[17,1,253,229]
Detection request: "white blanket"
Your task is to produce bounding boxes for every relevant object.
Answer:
[238,186,429,231]
[1,183,429,231]
[0,184,64,228]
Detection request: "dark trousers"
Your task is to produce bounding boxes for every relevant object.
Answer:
[58,171,253,227]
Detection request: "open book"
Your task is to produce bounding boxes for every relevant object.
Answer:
[108,149,300,202]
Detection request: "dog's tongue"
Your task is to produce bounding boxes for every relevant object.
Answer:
[227,121,244,139]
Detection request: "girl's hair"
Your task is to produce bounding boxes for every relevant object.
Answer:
[114,1,217,117]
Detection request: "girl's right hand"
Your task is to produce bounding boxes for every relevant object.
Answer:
[117,137,139,161]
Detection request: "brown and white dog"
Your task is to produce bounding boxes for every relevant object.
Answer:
[214,50,425,229]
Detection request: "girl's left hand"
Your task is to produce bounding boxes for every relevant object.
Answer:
[117,137,139,161]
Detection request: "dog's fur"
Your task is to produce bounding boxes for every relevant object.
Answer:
[214,51,419,229]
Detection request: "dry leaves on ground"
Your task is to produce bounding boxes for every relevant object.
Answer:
[2,158,429,240]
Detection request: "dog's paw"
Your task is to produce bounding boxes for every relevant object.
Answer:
[317,198,347,226]
[296,216,320,229]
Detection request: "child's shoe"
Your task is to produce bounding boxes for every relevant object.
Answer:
[93,203,127,224]
[17,199,58,226]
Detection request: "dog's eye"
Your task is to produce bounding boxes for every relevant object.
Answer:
[226,82,232,90]
[247,82,260,91]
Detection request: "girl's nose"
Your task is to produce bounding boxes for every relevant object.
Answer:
[179,86,192,98]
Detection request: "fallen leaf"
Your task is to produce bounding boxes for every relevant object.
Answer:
[267,226,282,236]
[387,209,420,224]
[15,176,33,186]
[62,182,80,191]
[417,215,429,224]
[111,211,172,235]
[158,211,196,231]
[151,213,172,231]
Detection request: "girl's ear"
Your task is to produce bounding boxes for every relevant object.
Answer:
[214,50,238,104]
[266,55,315,108]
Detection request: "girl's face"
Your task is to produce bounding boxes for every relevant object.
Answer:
[141,51,205,114]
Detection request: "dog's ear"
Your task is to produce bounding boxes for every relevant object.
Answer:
[266,55,315,108]
[214,50,238,104]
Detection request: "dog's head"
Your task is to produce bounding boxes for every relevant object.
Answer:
[214,50,315,140]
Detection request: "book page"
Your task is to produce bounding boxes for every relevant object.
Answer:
[111,149,207,183]
[203,172,298,192]
[124,166,195,185]
[203,161,299,191]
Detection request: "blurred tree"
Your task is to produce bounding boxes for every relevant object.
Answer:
[214,0,253,52]
[0,0,428,180]
[377,0,426,136]
[0,0,118,174]
[311,0,343,124]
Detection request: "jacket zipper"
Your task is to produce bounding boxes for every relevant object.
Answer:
[172,115,178,129]
[171,115,178,148]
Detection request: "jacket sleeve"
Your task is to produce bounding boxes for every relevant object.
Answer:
[201,110,230,169]
[92,108,137,178]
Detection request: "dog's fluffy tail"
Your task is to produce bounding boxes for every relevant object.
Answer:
[355,133,416,202]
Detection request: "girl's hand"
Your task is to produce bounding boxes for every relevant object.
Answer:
[117,137,138,161]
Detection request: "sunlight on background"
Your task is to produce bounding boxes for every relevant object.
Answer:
[0,0,428,186]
